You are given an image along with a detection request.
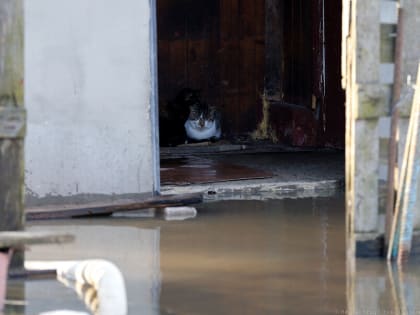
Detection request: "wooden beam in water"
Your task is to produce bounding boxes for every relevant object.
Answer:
[25,193,203,220]
[0,231,74,249]
[0,231,73,309]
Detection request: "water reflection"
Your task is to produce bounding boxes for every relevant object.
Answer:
[27,260,127,315]
[22,225,161,315]
[6,196,420,314]
[158,198,346,315]
[349,259,420,315]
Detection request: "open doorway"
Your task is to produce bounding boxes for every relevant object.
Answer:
[156,0,345,187]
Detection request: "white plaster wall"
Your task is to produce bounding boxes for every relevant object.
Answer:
[25,0,157,200]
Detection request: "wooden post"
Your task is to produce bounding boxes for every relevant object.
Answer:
[397,67,420,261]
[387,64,420,262]
[345,0,384,241]
[384,7,404,251]
[264,0,284,99]
[0,0,25,267]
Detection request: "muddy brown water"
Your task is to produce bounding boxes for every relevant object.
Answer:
[6,194,420,315]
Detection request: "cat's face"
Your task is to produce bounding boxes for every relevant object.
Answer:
[189,106,205,128]
[188,104,216,129]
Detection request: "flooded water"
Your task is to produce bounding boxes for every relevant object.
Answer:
[5,194,420,314]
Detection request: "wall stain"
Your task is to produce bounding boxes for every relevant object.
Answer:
[251,94,278,143]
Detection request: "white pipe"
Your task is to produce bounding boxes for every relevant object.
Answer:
[27,260,127,315]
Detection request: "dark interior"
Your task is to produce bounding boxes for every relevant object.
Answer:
[157,0,344,148]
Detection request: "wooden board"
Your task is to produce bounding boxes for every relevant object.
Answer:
[26,193,203,220]
[0,0,24,234]
[161,157,272,185]
[0,231,74,248]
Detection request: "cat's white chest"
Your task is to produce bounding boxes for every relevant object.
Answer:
[184,119,221,140]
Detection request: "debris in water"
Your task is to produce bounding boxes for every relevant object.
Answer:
[163,206,197,221]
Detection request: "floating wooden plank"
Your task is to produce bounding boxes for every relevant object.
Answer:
[8,268,56,279]
[0,231,74,248]
[25,193,203,220]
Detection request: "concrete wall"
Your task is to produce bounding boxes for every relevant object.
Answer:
[345,0,420,257]
[24,0,158,204]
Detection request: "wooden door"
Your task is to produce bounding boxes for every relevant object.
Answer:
[264,0,344,147]
[219,0,265,136]
[157,0,343,147]
[157,0,265,139]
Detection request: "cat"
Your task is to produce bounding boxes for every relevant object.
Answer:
[184,100,221,141]
[159,88,221,146]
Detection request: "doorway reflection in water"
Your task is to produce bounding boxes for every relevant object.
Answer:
[6,195,420,314]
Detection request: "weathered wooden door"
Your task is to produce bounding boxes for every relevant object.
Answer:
[157,0,220,111]
[157,0,343,147]
[218,0,265,136]
[157,0,265,138]
[265,0,344,147]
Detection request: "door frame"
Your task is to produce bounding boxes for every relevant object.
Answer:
[150,0,161,194]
